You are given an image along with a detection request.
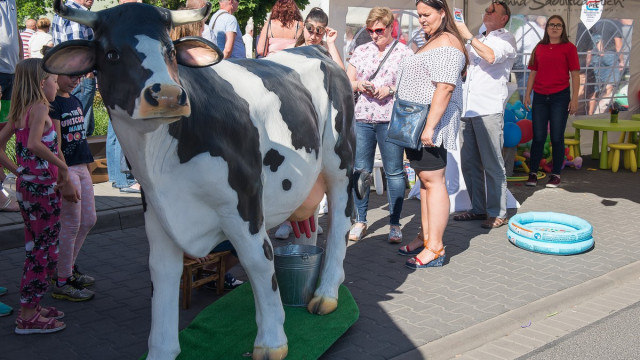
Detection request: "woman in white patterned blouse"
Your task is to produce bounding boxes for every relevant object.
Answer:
[396,0,469,269]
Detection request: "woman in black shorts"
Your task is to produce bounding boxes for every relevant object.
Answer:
[395,0,468,269]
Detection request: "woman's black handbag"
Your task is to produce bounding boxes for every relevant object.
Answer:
[386,99,430,150]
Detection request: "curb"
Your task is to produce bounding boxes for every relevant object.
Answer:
[0,205,144,251]
[390,259,640,360]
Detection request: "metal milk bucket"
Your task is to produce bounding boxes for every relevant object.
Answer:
[273,244,324,307]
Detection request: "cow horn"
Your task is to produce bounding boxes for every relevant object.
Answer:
[170,2,211,26]
[54,0,98,28]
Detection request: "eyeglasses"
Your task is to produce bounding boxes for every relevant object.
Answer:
[304,23,326,36]
[547,23,563,29]
[367,27,386,36]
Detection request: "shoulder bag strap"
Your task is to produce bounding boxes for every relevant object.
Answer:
[210,10,228,34]
[368,40,398,81]
[262,17,271,57]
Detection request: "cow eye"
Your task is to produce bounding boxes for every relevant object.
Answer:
[106,50,120,62]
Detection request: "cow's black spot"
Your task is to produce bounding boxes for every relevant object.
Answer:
[231,58,320,158]
[272,273,278,291]
[169,66,264,235]
[150,282,154,298]
[262,239,273,261]
[283,46,355,218]
[282,179,291,191]
[144,86,159,106]
[263,149,285,172]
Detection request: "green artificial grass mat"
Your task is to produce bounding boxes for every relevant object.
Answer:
[141,283,358,360]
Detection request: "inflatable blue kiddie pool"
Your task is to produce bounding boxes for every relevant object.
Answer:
[507,212,594,255]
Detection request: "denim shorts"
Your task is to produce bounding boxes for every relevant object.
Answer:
[406,144,448,171]
[212,240,237,257]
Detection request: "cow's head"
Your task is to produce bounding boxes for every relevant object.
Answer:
[43,1,223,123]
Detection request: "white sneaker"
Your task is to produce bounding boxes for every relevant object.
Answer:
[274,223,292,239]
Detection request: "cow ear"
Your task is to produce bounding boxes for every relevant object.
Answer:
[173,36,223,68]
[43,40,97,76]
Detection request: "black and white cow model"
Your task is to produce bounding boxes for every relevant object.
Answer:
[43,2,354,360]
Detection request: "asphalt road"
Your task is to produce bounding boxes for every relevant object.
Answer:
[519,300,640,360]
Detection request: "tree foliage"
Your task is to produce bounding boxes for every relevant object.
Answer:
[16,0,52,27]
[144,0,310,34]
[15,0,310,35]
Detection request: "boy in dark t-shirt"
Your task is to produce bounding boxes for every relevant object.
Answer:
[49,75,97,302]
[50,87,94,167]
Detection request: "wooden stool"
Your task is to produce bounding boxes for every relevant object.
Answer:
[607,143,638,173]
[564,138,581,159]
[180,251,231,309]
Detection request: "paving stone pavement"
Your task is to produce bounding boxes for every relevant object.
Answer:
[0,155,639,360]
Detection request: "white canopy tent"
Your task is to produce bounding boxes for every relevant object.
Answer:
[318,0,639,115]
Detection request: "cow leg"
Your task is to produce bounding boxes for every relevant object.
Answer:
[145,207,183,360]
[222,221,287,360]
[307,183,350,315]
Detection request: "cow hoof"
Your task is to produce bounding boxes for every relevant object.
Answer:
[252,344,288,360]
[307,296,338,315]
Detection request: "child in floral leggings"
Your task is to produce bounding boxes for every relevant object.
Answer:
[0,59,76,334]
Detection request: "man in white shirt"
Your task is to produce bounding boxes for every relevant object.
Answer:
[242,21,253,58]
[208,0,246,59]
[454,1,516,229]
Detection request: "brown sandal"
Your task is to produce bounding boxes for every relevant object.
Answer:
[453,212,487,221]
[481,217,508,229]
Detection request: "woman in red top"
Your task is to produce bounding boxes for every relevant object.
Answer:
[523,15,580,188]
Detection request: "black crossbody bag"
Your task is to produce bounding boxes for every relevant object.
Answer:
[354,40,398,103]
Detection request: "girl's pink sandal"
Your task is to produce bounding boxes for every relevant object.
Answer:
[15,312,66,335]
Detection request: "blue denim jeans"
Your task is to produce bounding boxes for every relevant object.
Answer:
[353,122,405,226]
[72,77,96,136]
[530,87,570,175]
[106,122,135,188]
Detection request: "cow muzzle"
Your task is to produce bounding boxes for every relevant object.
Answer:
[138,83,190,121]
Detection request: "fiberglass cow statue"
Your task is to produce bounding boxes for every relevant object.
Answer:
[43,2,354,360]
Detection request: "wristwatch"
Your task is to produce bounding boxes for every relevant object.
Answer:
[388,87,395,97]
[466,37,473,45]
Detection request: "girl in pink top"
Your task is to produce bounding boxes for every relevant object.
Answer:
[0,58,77,334]
[256,0,303,57]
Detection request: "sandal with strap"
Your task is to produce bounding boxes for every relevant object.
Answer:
[348,223,367,242]
[405,246,445,269]
[398,245,424,256]
[453,212,487,221]
[0,197,19,212]
[15,312,66,335]
[481,217,508,229]
[18,305,65,320]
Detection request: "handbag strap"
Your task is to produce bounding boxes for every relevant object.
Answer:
[368,40,398,81]
[262,17,271,57]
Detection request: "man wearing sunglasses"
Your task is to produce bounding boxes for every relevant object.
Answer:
[453,1,516,229]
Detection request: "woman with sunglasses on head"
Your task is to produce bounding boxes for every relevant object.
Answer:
[396,0,468,269]
[524,15,580,188]
[256,0,303,57]
[294,7,344,70]
[346,7,413,243]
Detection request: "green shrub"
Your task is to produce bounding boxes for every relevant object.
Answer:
[93,92,109,137]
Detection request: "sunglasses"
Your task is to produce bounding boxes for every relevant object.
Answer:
[485,1,511,19]
[547,23,563,29]
[367,27,387,36]
[305,23,326,36]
